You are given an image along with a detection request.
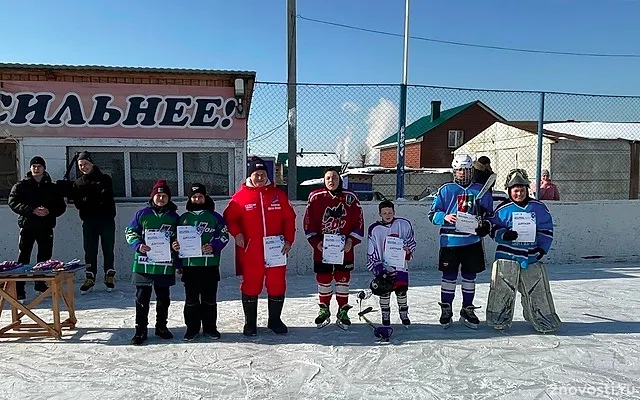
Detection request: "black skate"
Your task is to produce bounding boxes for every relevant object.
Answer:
[336,304,352,330]
[315,304,331,329]
[381,309,391,326]
[439,302,453,329]
[460,305,481,329]
[399,306,411,327]
[183,326,200,342]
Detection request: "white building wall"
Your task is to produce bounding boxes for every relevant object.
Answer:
[1,200,638,283]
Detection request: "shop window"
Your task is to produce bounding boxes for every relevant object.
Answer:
[130,152,178,198]
[183,152,229,196]
[0,142,18,202]
[71,152,126,197]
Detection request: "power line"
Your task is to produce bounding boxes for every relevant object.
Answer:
[248,120,287,142]
[297,14,640,59]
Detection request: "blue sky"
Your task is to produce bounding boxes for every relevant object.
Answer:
[2,0,640,159]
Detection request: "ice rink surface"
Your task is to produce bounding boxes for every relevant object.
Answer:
[2,262,640,400]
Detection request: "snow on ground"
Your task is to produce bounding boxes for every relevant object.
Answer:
[2,263,640,400]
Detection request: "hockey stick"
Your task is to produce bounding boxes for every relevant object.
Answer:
[357,297,393,342]
[476,173,497,219]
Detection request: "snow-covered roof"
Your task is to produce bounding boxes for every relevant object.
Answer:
[543,122,640,141]
[286,153,342,168]
[299,167,451,186]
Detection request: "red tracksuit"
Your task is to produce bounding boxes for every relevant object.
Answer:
[223,180,296,297]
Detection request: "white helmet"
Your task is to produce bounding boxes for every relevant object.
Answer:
[452,154,473,170]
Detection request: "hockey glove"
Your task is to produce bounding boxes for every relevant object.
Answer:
[475,220,490,237]
[502,230,518,241]
[533,247,546,261]
[372,263,385,277]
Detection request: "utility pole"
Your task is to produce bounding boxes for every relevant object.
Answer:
[287,0,298,200]
[396,0,410,199]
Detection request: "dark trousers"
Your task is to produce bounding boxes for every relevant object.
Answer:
[17,227,54,295]
[184,279,219,333]
[82,219,116,276]
[135,285,171,329]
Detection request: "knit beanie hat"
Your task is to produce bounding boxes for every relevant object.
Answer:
[188,183,207,197]
[247,156,268,177]
[77,151,94,164]
[150,180,171,199]
[30,156,46,169]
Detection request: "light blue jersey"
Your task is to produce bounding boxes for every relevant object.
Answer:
[489,199,554,266]
[428,182,494,247]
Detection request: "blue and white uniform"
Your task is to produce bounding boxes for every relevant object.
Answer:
[366,217,417,286]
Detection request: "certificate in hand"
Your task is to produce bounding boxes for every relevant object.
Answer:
[455,211,478,234]
[512,212,536,243]
[322,234,345,265]
[384,236,406,270]
[144,230,172,263]
[264,235,287,267]
[177,226,202,258]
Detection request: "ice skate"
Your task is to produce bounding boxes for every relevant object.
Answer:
[439,302,453,329]
[381,309,391,327]
[336,304,352,330]
[315,304,331,329]
[460,305,481,329]
[399,306,411,327]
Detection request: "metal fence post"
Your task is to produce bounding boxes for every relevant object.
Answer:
[535,92,546,199]
[287,0,297,200]
[396,0,410,199]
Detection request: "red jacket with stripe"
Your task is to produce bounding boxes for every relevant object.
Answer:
[223,180,296,275]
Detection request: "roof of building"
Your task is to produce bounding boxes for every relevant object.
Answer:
[277,152,342,168]
[543,121,640,141]
[504,121,586,141]
[0,63,256,77]
[374,100,504,148]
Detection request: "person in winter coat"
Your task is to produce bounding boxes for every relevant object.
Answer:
[472,156,494,187]
[69,151,117,294]
[303,167,365,329]
[532,169,560,201]
[223,156,296,337]
[172,183,229,341]
[8,156,66,300]
[124,180,180,345]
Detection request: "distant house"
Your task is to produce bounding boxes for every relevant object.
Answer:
[276,151,343,200]
[374,100,504,169]
[454,121,640,201]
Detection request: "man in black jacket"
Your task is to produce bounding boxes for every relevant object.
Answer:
[8,156,67,300]
[70,151,117,294]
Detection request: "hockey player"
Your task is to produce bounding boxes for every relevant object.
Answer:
[172,183,229,341]
[223,157,296,337]
[366,200,417,326]
[303,167,365,329]
[486,169,560,332]
[125,180,180,345]
[428,154,494,329]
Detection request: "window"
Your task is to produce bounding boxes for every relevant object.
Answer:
[67,148,233,199]
[448,130,464,148]
[0,141,18,202]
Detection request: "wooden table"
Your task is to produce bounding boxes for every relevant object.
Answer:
[0,265,85,339]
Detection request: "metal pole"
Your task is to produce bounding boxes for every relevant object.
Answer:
[535,92,545,199]
[396,0,410,199]
[287,0,298,200]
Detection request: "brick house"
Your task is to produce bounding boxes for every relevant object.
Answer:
[374,100,504,168]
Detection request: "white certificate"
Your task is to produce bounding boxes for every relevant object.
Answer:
[177,226,202,258]
[264,235,287,267]
[144,230,172,263]
[455,212,478,234]
[322,234,345,265]
[384,236,406,270]
[512,212,536,243]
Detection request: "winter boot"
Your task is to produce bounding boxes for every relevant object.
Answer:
[80,272,95,295]
[131,325,148,346]
[104,269,116,292]
[381,308,391,326]
[399,306,411,326]
[183,302,201,341]
[460,305,481,329]
[242,293,258,336]
[202,301,220,339]
[267,295,288,334]
[439,302,453,328]
[336,304,352,330]
[315,304,331,328]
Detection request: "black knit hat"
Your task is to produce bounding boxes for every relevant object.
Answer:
[77,151,93,164]
[29,156,46,169]
[247,156,268,177]
[188,183,207,197]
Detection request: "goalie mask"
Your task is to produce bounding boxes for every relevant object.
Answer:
[505,169,531,203]
[370,271,396,296]
[451,154,473,186]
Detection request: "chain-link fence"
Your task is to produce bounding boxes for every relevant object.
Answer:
[249,82,640,201]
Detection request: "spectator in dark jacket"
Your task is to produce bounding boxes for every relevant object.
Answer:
[8,156,66,300]
[70,151,117,294]
[472,156,494,186]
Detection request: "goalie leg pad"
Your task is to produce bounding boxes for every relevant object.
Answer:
[486,259,520,330]
[518,262,562,333]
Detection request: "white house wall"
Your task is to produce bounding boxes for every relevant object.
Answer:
[550,139,630,201]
